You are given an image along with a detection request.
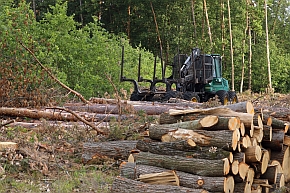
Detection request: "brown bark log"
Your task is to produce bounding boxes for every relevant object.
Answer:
[260,165,277,184]
[263,114,289,131]
[149,127,240,151]
[82,141,137,164]
[268,111,290,122]
[136,140,232,160]
[253,179,271,193]
[275,173,285,189]
[253,126,263,143]
[151,115,219,132]
[223,101,254,114]
[261,149,270,175]
[137,170,179,186]
[0,142,18,151]
[263,125,272,141]
[111,176,209,193]
[253,114,263,128]
[281,146,290,182]
[262,130,285,151]
[8,121,109,130]
[0,107,108,134]
[244,145,262,163]
[169,108,254,129]
[120,162,231,192]
[233,181,251,193]
[131,151,230,177]
[66,103,191,115]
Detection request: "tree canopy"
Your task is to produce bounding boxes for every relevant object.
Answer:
[1,0,290,107]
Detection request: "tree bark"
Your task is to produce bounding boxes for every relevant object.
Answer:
[111,176,209,193]
[131,151,230,177]
[169,108,254,129]
[136,140,232,160]
[261,130,284,151]
[149,127,240,151]
[120,162,231,192]
[82,140,137,164]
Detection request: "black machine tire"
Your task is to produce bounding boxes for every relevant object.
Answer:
[163,90,177,101]
[216,90,229,105]
[183,92,200,103]
[130,92,153,101]
[228,91,238,104]
[130,92,144,101]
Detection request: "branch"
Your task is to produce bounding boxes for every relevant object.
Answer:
[46,107,107,135]
[19,42,92,105]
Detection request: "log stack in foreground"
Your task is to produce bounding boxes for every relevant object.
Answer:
[83,101,290,193]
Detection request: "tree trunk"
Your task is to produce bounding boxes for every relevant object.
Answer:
[120,162,232,192]
[227,0,234,91]
[136,140,232,160]
[149,127,240,151]
[265,0,273,91]
[169,108,254,129]
[111,176,209,193]
[82,141,137,164]
[131,151,230,177]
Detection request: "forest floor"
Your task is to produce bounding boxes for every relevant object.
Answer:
[0,92,290,193]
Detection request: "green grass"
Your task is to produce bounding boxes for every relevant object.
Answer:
[0,167,117,193]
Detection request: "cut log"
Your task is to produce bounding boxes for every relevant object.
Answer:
[267,115,289,131]
[240,122,245,136]
[223,101,255,114]
[0,142,18,151]
[262,114,272,126]
[283,135,290,146]
[246,168,255,185]
[244,145,262,163]
[169,108,254,129]
[120,162,232,192]
[231,160,239,175]
[136,140,232,160]
[260,149,270,175]
[275,173,285,189]
[110,176,209,193]
[262,125,272,141]
[159,112,211,125]
[137,170,179,186]
[137,138,196,151]
[268,111,290,122]
[119,162,137,179]
[130,151,230,177]
[7,120,110,130]
[233,181,251,193]
[270,160,283,173]
[281,146,290,182]
[207,116,241,131]
[233,152,246,163]
[82,141,137,164]
[260,165,277,184]
[253,126,263,143]
[253,114,263,129]
[153,128,240,151]
[151,115,219,133]
[238,162,250,181]
[253,179,271,193]
[261,130,284,151]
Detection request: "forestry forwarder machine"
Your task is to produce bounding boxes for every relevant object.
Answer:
[120,47,238,105]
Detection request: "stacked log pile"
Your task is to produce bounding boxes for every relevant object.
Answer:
[107,101,290,193]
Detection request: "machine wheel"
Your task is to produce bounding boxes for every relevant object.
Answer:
[130,92,144,101]
[228,91,238,104]
[216,90,229,105]
[163,90,177,101]
[183,92,200,103]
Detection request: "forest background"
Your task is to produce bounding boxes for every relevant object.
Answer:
[1,0,290,107]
